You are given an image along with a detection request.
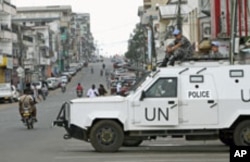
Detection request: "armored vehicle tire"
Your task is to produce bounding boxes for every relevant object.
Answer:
[90,120,124,152]
[122,139,143,147]
[233,120,250,146]
[219,131,234,146]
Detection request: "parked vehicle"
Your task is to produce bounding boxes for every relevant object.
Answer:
[60,76,68,84]
[0,83,15,103]
[61,72,72,81]
[11,85,20,102]
[46,78,60,90]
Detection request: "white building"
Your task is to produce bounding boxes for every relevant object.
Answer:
[12,5,72,77]
[0,0,16,83]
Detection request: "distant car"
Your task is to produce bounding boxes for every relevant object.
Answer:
[31,81,42,90]
[60,76,68,84]
[83,60,88,67]
[64,67,77,76]
[11,85,20,101]
[61,73,72,82]
[0,83,18,103]
[46,78,60,90]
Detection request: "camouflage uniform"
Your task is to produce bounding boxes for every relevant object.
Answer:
[209,51,223,58]
[161,36,193,66]
[168,36,193,65]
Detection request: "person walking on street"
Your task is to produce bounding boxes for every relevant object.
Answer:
[87,84,99,98]
[100,69,103,76]
[98,84,107,96]
[116,81,122,95]
[90,66,94,74]
[76,83,84,97]
[31,83,40,103]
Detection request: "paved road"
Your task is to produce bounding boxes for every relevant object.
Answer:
[0,60,229,162]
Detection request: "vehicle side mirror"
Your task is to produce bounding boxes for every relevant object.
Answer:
[140,91,145,101]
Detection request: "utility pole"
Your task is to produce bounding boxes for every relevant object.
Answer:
[177,0,182,31]
[229,0,238,65]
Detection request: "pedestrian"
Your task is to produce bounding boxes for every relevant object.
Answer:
[17,81,22,93]
[87,84,99,98]
[116,81,122,95]
[31,83,40,103]
[90,66,94,74]
[209,41,223,58]
[100,69,103,76]
[98,84,107,96]
[161,29,193,66]
[105,69,109,77]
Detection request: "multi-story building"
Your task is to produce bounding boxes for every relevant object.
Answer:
[71,13,94,63]
[12,5,72,79]
[0,0,16,83]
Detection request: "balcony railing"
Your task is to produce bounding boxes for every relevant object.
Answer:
[0,30,12,41]
[0,0,16,15]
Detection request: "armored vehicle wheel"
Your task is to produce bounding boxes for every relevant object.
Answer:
[219,131,234,146]
[122,139,143,147]
[233,120,250,146]
[90,120,124,152]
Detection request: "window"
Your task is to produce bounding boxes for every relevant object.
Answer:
[230,70,244,78]
[145,78,177,98]
[190,75,204,83]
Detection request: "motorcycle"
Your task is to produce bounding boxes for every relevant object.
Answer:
[61,86,66,93]
[61,82,66,93]
[41,87,48,100]
[77,90,83,97]
[22,106,34,129]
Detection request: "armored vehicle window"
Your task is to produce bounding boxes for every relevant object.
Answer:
[145,78,177,98]
[230,70,244,78]
[190,75,204,83]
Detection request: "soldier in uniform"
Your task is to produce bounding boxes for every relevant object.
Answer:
[209,41,223,58]
[161,29,193,66]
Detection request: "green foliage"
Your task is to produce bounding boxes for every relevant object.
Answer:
[125,27,147,62]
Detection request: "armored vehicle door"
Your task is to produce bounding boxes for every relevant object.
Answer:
[180,74,218,125]
[132,77,179,126]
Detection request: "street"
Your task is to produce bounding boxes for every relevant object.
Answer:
[0,60,229,162]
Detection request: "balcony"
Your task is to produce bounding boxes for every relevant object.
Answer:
[0,31,17,42]
[23,59,35,70]
[0,0,16,15]
[0,24,16,41]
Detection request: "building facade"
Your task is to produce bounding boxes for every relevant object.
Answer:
[12,5,72,80]
[0,0,16,83]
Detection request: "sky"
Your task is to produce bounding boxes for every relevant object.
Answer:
[12,0,143,56]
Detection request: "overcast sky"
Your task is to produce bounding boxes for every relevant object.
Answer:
[12,0,143,56]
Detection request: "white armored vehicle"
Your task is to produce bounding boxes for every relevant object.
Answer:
[54,60,250,152]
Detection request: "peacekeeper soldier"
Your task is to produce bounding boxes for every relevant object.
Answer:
[209,41,223,58]
[161,29,193,66]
